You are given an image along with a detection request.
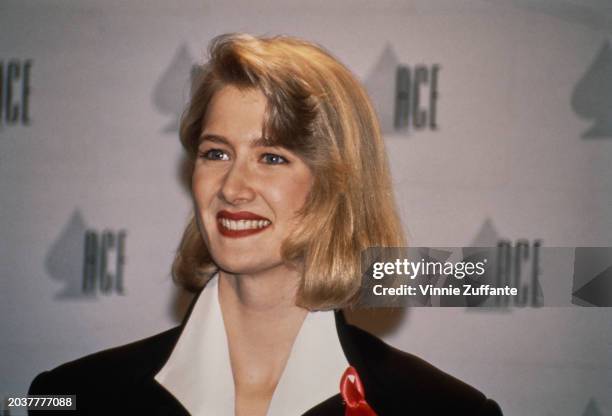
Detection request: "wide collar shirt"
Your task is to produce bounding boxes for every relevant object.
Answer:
[154,275,349,415]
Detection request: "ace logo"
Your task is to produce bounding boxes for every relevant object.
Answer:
[82,230,127,295]
[46,211,128,299]
[495,240,543,307]
[0,59,32,127]
[394,64,441,132]
[363,44,441,135]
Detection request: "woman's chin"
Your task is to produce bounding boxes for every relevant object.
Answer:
[215,259,283,277]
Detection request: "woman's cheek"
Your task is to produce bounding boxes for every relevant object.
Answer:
[262,178,291,205]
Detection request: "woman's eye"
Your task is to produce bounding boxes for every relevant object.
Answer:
[261,153,288,165]
[200,149,229,161]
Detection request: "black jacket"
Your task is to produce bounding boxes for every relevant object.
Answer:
[29,304,502,415]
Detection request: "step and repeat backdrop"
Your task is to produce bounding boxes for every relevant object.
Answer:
[1,1,611,415]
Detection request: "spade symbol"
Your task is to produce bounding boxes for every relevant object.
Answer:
[571,38,612,138]
[153,43,196,134]
[572,247,612,306]
[44,209,94,299]
[363,43,402,136]
[470,218,502,247]
[582,398,603,416]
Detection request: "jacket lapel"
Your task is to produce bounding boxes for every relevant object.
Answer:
[134,292,202,415]
[302,310,384,416]
[141,292,366,416]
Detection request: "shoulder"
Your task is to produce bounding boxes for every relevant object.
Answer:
[29,326,182,408]
[336,313,502,415]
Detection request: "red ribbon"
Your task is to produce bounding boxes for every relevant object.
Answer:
[340,366,377,416]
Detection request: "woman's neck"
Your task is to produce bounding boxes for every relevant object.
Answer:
[218,266,302,312]
[217,266,309,416]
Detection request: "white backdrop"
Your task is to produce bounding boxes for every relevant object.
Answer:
[1,1,611,415]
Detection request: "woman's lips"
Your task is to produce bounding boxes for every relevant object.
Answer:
[216,210,272,238]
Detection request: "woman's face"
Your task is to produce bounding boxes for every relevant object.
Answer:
[193,85,313,276]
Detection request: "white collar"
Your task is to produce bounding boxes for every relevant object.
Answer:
[154,275,349,415]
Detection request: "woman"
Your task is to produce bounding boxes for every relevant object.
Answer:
[30,34,502,415]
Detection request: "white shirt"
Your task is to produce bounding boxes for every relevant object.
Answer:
[154,275,349,415]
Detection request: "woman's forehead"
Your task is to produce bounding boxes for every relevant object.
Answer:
[200,86,267,143]
[204,86,266,125]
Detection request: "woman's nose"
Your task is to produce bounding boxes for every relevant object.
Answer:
[219,159,256,205]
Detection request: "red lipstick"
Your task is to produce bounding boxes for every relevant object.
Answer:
[216,210,272,238]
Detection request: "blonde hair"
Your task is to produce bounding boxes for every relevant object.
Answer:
[173,33,405,309]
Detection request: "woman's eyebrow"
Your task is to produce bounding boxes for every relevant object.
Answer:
[199,133,274,148]
[199,133,228,145]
